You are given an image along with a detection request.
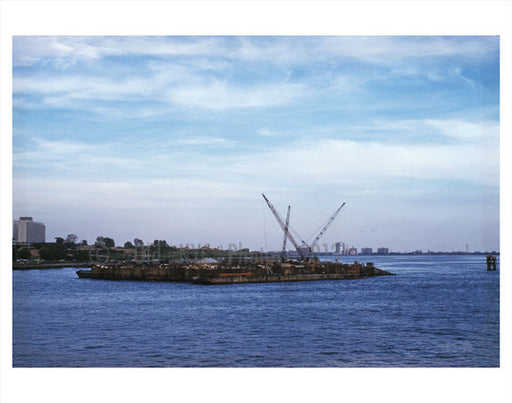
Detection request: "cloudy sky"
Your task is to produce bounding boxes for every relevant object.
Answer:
[12,36,500,252]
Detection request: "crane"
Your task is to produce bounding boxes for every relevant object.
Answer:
[281,205,291,261]
[308,201,346,254]
[262,193,345,261]
[262,193,306,260]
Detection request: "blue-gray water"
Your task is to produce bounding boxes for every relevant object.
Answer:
[13,255,499,367]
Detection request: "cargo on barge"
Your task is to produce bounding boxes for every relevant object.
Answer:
[76,260,394,284]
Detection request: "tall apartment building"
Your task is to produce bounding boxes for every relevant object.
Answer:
[335,241,354,255]
[13,217,45,243]
[335,242,345,254]
[377,247,389,255]
[360,247,373,255]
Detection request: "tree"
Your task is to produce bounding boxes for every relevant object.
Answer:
[124,241,134,249]
[38,245,54,260]
[95,236,115,248]
[55,237,64,245]
[39,244,66,261]
[134,238,144,247]
[72,249,90,262]
[81,240,88,246]
[95,236,105,248]
[65,234,78,244]
[104,237,115,248]
[151,239,170,251]
[17,248,32,260]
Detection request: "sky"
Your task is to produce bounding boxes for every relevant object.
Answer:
[12,36,500,252]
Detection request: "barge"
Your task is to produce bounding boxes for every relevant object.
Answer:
[76,260,394,284]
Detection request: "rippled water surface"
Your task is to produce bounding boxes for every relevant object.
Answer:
[13,255,499,367]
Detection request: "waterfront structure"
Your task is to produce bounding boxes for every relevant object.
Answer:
[13,217,45,243]
[377,247,389,255]
[348,247,358,256]
[360,247,373,255]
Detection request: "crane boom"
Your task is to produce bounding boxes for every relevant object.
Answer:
[281,205,291,260]
[262,194,303,258]
[309,202,346,250]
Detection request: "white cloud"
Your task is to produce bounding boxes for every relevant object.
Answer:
[318,36,498,64]
[15,114,499,188]
[13,36,498,68]
[13,36,226,68]
[14,75,155,100]
[31,137,99,154]
[167,136,234,146]
[13,176,253,210]
[231,135,499,191]
[424,119,499,141]
[256,117,499,145]
[12,36,498,116]
[165,80,306,110]
[13,37,105,67]
[13,138,143,174]
[13,65,306,111]
[257,128,286,137]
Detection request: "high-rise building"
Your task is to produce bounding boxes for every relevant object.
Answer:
[13,217,45,243]
[335,242,345,254]
[377,247,389,255]
[360,247,373,255]
[335,242,352,255]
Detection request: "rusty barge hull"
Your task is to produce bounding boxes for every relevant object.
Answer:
[77,263,189,282]
[193,272,382,285]
[76,261,394,284]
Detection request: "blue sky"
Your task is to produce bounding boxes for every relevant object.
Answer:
[12,36,500,252]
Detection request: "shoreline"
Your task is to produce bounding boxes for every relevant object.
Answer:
[13,262,92,270]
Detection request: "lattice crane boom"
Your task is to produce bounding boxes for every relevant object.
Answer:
[281,205,291,260]
[262,194,304,259]
[309,202,346,251]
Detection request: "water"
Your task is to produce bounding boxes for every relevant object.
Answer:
[13,255,499,367]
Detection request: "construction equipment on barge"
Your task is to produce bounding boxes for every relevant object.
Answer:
[262,193,345,261]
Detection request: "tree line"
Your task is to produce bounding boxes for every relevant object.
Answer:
[13,234,179,263]
[13,233,266,264]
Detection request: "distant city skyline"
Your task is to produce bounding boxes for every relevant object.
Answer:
[12,36,500,252]
[12,215,496,255]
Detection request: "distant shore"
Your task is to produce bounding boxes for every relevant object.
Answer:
[13,262,92,270]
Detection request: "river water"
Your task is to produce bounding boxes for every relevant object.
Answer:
[12,254,499,367]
